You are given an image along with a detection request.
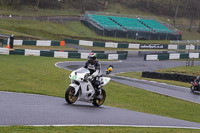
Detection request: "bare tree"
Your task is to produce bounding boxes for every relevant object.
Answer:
[198,21,200,33]
[16,0,21,5]
[173,0,182,26]
[187,0,199,31]
[105,0,108,6]
[146,0,153,9]
[34,0,40,11]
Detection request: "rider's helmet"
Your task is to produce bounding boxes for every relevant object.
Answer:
[109,65,114,68]
[88,52,97,63]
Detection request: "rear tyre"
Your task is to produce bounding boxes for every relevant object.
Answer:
[93,89,106,107]
[190,86,195,92]
[65,86,78,104]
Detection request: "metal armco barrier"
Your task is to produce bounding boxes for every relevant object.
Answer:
[142,71,196,83]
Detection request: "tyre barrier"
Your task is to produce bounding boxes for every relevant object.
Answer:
[0,48,127,60]
[142,71,196,83]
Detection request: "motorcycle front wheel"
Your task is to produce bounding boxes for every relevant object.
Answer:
[65,86,78,104]
[93,89,106,107]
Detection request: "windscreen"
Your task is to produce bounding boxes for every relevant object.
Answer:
[75,67,90,73]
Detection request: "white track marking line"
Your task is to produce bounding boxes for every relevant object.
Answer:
[55,60,122,70]
[1,124,200,129]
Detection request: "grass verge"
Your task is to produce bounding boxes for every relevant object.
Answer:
[0,5,81,16]
[0,126,200,133]
[1,18,200,44]
[1,55,200,123]
[156,65,200,76]
[117,64,200,88]
[0,19,170,44]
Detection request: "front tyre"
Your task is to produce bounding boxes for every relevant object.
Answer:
[65,86,78,104]
[93,89,106,107]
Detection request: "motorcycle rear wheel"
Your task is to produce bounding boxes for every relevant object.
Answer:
[93,89,106,107]
[65,86,78,104]
[190,86,195,92]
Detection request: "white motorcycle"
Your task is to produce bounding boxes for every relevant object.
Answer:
[65,67,111,106]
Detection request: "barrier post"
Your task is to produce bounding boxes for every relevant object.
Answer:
[192,58,194,66]
[60,41,65,46]
[9,35,14,49]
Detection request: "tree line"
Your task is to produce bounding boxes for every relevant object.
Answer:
[0,0,107,11]
[117,0,200,31]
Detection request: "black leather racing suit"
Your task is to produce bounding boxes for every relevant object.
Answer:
[84,60,102,90]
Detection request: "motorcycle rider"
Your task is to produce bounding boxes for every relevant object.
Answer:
[195,76,200,90]
[84,52,102,96]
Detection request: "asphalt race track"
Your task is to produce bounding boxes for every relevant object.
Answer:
[1,91,200,128]
[1,52,200,128]
[112,76,200,104]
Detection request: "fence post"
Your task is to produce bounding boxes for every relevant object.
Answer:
[9,35,14,49]
[192,58,194,66]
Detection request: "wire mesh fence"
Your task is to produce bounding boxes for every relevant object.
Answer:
[0,15,80,23]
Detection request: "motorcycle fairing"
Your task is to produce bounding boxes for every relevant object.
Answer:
[69,83,80,96]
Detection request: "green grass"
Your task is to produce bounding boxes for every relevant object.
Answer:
[0,5,81,16]
[0,126,200,133]
[0,18,199,44]
[0,19,171,44]
[156,65,200,76]
[0,55,73,97]
[0,28,42,40]
[64,21,99,37]
[0,19,77,40]
[117,65,200,88]
[181,27,200,40]
[1,55,200,123]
